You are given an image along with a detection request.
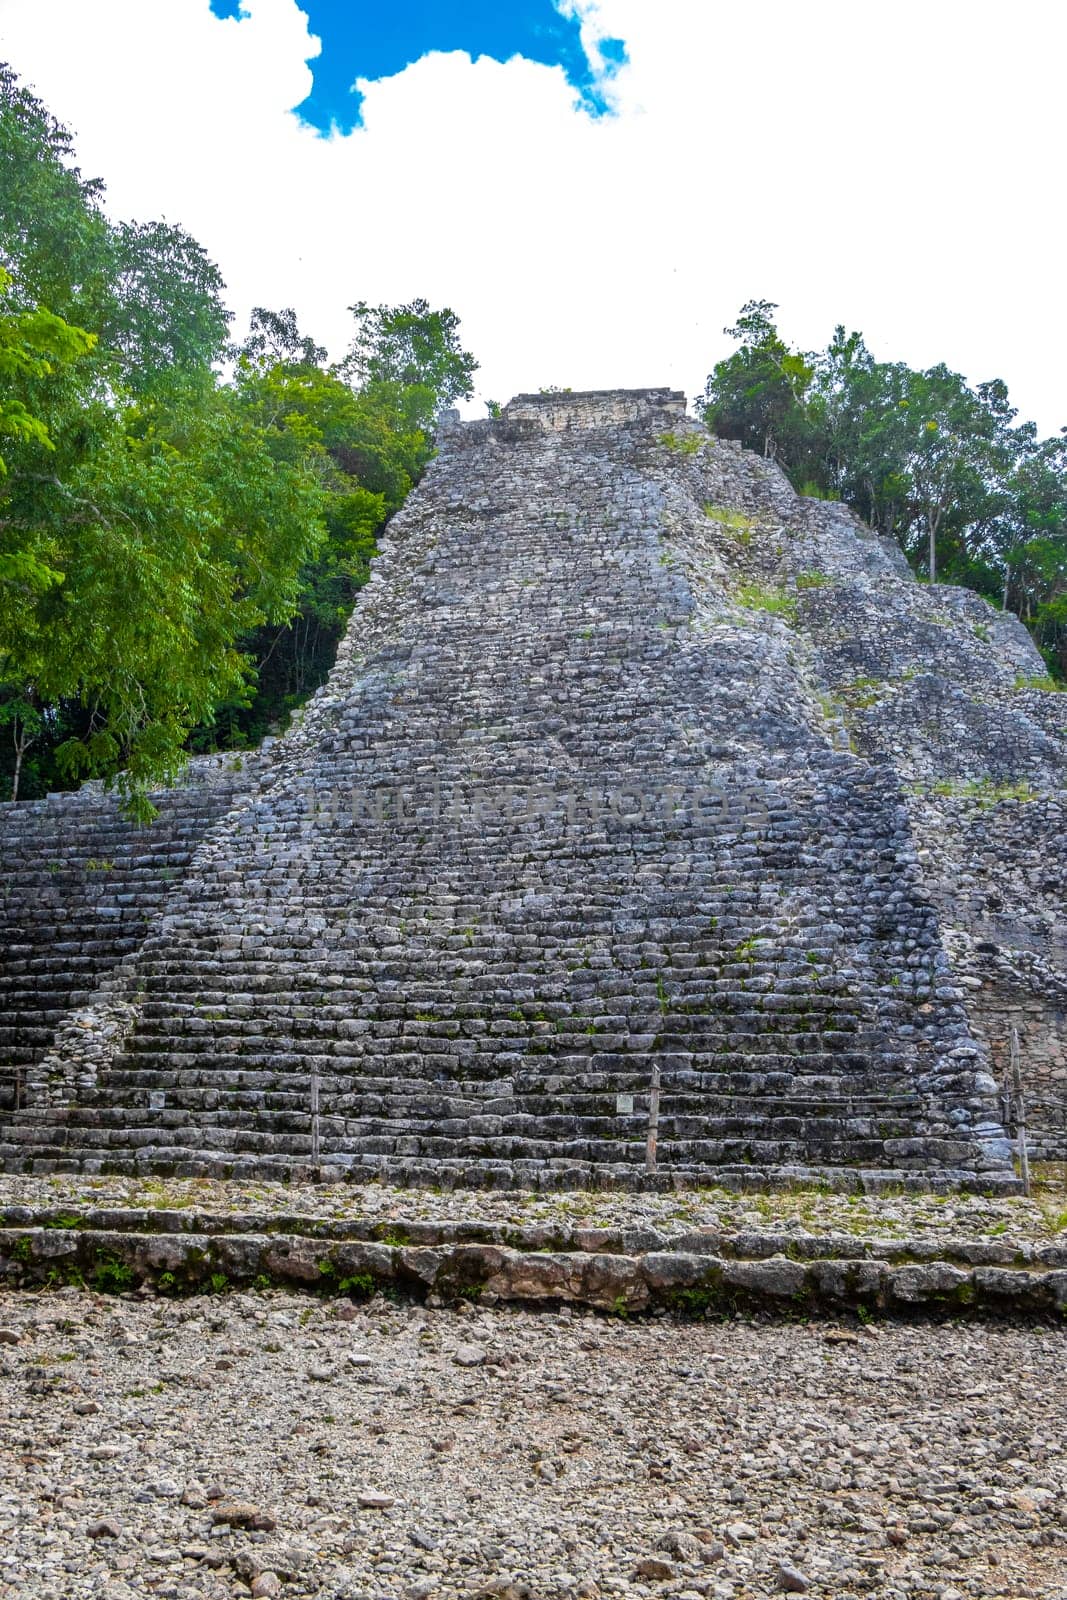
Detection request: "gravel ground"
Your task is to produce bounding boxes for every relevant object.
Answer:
[2,1174,1067,1248]
[1,1288,1065,1600]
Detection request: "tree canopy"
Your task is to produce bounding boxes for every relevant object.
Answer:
[0,64,477,808]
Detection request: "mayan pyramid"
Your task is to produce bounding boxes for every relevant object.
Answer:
[3,389,1064,1187]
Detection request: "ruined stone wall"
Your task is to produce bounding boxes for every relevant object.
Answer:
[0,389,1024,1186]
[912,796,1067,1159]
[501,387,687,432]
[658,432,1066,1156]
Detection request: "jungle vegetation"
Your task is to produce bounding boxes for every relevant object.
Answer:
[0,64,476,809]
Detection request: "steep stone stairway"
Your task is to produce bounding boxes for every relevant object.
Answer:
[0,764,245,1115]
[0,391,1014,1184]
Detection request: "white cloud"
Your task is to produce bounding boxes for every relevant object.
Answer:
[1,0,1063,431]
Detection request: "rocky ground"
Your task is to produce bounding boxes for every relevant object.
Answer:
[1,1285,1065,1600]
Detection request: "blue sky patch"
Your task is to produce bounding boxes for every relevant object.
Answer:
[209,1,626,134]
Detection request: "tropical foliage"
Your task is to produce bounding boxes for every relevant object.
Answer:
[0,65,476,807]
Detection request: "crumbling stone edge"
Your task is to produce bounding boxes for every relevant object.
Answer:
[0,1156,1025,1194]
[6,1206,1067,1269]
[3,1226,1066,1320]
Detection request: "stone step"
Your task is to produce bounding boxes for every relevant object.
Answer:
[0,1113,915,1160]
[90,1059,909,1091]
[20,1073,922,1119]
[0,777,244,1080]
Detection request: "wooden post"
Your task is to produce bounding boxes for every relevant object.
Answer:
[1010,1028,1030,1198]
[310,1068,321,1168]
[645,1060,661,1173]
[999,1062,1013,1141]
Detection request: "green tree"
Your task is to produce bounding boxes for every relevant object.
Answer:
[0,63,110,322]
[236,304,327,370]
[862,367,1017,584]
[698,300,815,465]
[0,67,325,809]
[339,297,478,434]
[102,220,231,392]
[216,326,388,741]
[992,441,1067,677]
[0,264,97,799]
[194,300,477,749]
[1,375,325,811]
[0,265,95,483]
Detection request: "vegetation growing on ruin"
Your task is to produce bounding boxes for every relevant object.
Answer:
[657,430,703,454]
[1013,673,1066,693]
[928,777,1039,806]
[700,300,1067,678]
[734,582,798,622]
[837,676,886,709]
[703,503,756,548]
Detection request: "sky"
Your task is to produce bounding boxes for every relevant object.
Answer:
[0,0,1063,434]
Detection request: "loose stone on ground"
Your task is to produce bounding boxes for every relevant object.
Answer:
[0,1286,1064,1599]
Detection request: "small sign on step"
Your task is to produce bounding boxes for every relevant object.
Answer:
[616,1093,634,1114]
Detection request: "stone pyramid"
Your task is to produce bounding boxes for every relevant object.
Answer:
[4,388,1063,1188]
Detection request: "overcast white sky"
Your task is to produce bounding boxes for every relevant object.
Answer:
[1,0,1063,433]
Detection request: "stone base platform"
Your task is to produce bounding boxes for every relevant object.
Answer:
[1,1174,1062,1318]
